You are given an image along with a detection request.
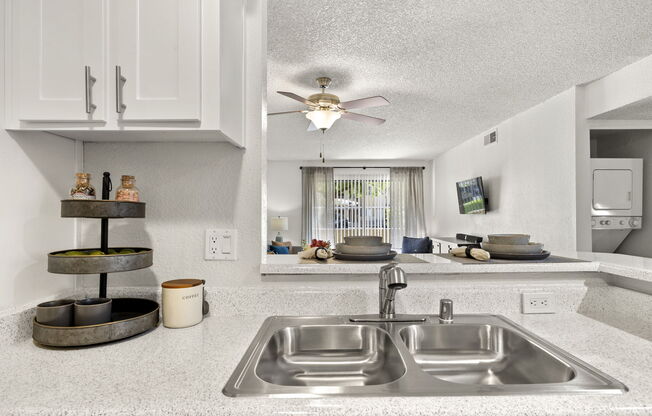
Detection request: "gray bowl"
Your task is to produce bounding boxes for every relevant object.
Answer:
[336,243,392,255]
[481,242,544,254]
[36,299,75,327]
[74,298,112,326]
[487,234,531,245]
[343,236,384,246]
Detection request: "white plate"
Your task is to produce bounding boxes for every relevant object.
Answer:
[333,251,398,261]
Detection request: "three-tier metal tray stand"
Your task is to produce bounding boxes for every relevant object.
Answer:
[33,172,159,347]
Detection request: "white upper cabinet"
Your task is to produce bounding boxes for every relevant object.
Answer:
[4,0,246,147]
[109,0,201,122]
[11,0,105,122]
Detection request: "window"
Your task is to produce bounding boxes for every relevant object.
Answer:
[301,166,426,250]
[333,168,391,244]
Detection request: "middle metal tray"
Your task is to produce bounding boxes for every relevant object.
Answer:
[48,248,153,274]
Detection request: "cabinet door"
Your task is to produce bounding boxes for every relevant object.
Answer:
[110,0,201,121]
[12,0,105,121]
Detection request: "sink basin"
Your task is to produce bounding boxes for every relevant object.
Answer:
[399,324,574,385]
[255,325,405,386]
[223,314,627,397]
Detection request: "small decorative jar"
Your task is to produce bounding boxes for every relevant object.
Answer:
[70,173,96,200]
[115,175,140,202]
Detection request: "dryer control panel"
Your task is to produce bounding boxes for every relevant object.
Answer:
[591,216,642,230]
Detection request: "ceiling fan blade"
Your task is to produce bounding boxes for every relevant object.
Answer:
[341,112,385,125]
[267,110,305,116]
[339,96,389,110]
[277,91,316,106]
[307,122,318,131]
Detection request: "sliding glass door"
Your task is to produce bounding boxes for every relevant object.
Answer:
[333,168,391,244]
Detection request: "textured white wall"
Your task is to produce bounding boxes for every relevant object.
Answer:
[266,160,434,246]
[593,130,652,257]
[432,88,578,252]
[584,54,652,118]
[0,131,78,311]
[81,142,263,288]
[267,161,302,245]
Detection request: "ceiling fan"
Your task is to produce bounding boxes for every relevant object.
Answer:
[268,77,390,132]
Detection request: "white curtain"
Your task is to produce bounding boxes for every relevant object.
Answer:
[301,167,334,244]
[390,167,427,249]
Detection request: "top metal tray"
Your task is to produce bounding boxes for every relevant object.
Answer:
[61,199,146,219]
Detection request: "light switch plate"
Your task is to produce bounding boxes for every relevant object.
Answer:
[205,229,237,261]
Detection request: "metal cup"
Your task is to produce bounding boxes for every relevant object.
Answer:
[36,299,75,326]
[74,298,112,326]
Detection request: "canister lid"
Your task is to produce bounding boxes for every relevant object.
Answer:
[161,279,204,289]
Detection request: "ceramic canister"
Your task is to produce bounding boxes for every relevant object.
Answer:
[161,279,207,328]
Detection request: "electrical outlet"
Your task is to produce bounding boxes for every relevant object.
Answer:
[205,229,220,260]
[521,292,555,314]
[205,229,237,261]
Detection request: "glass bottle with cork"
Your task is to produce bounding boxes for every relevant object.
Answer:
[115,175,141,202]
[70,173,96,199]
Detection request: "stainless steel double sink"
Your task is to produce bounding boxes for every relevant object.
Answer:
[223,314,627,397]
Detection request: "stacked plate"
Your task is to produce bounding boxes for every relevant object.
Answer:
[334,236,397,261]
[481,234,550,260]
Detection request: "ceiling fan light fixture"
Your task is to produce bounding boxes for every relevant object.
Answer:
[305,109,341,131]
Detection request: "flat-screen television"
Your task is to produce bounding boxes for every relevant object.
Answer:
[456,177,487,214]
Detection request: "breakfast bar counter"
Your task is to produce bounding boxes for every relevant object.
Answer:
[261,252,601,275]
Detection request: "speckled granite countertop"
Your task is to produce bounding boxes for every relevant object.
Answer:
[1,310,650,416]
[261,253,600,275]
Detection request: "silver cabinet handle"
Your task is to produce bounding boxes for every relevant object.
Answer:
[84,66,97,114]
[115,65,126,113]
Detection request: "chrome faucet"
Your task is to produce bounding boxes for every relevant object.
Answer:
[379,263,407,318]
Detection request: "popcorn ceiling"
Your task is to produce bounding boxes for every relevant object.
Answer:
[267,0,652,160]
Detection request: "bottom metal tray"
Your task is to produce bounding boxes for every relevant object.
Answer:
[33,298,159,347]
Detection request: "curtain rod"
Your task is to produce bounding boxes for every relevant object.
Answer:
[299,166,425,170]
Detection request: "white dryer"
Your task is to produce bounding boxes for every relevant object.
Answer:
[591,158,643,252]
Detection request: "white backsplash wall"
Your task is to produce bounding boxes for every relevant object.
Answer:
[593,130,652,258]
[0,131,78,311]
[266,160,434,246]
[431,88,578,252]
[81,142,264,288]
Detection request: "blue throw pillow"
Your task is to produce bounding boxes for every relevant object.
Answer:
[269,245,290,254]
[402,236,432,254]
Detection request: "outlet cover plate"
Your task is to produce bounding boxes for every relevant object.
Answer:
[521,292,555,314]
[205,229,237,261]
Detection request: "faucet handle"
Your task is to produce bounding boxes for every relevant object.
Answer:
[439,299,453,323]
[380,262,398,273]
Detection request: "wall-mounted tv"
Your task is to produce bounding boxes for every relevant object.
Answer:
[456,177,487,214]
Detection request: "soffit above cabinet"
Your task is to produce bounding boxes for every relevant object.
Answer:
[4,0,246,148]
